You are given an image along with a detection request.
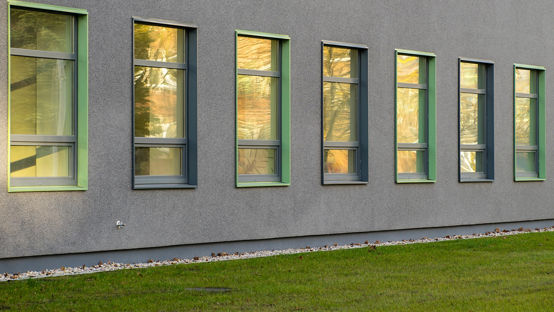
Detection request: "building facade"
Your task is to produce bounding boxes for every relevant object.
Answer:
[1,0,553,272]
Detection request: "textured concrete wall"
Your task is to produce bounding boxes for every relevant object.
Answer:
[1,0,553,259]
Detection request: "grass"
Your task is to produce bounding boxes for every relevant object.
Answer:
[0,232,553,311]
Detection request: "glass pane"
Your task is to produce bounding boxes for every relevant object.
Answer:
[324,149,356,174]
[515,98,536,146]
[397,88,424,143]
[515,69,537,94]
[134,66,184,138]
[237,75,278,140]
[238,148,276,175]
[460,93,485,145]
[10,8,73,53]
[237,36,278,71]
[516,152,536,173]
[460,62,477,89]
[134,23,184,63]
[10,56,73,136]
[397,150,425,174]
[135,147,182,176]
[323,46,358,78]
[460,151,484,173]
[397,55,425,84]
[10,145,71,177]
[323,82,358,142]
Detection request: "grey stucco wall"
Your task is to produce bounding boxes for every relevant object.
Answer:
[1,0,553,259]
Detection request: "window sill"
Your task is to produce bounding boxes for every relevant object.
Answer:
[459,178,494,183]
[396,179,435,184]
[514,177,545,182]
[323,180,368,185]
[8,185,87,193]
[134,184,197,190]
[236,181,290,188]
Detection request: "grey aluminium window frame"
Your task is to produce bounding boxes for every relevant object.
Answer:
[132,17,197,189]
[458,58,494,182]
[321,40,368,185]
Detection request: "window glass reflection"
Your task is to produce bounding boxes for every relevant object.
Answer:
[323,46,358,78]
[134,23,184,63]
[324,149,356,174]
[237,36,278,71]
[134,66,184,138]
[323,82,358,142]
[238,148,276,175]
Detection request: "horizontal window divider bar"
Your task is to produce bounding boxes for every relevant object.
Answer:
[10,177,76,187]
[322,40,368,50]
[323,173,362,182]
[516,145,538,151]
[398,173,428,180]
[238,140,280,146]
[133,17,197,29]
[397,143,427,150]
[237,69,280,77]
[11,48,75,60]
[134,59,186,69]
[515,93,538,99]
[460,88,486,94]
[460,144,486,150]
[11,135,75,143]
[134,137,187,145]
[238,174,281,182]
[323,77,359,84]
[397,83,427,89]
[135,176,187,184]
[324,141,359,148]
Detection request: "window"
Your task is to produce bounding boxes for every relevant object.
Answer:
[235,30,290,187]
[322,41,368,184]
[395,50,436,183]
[514,65,545,181]
[458,59,494,182]
[8,2,88,192]
[132,18,197,189]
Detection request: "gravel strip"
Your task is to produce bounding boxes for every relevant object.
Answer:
[2,226,553,282]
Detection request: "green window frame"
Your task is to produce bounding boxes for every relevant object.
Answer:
[458,58,494,182]
[394,49,436,183]
[513,64,546,181]
[321,41,368,184]
[235,30,290,188]
[8,0,88,192]
[132,18,197,189]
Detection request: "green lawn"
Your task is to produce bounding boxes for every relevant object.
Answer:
[1,232,553,311]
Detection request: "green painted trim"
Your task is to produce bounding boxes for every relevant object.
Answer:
[394,49,436,183]
[76,14,88,189]
[7,3,11,191]
[237,182,290,188]
[8,0,88,14]
[513,64,546,181]
[235,29,290,40]
[538,70,546,179]
[514,177,546,182]
[7,3,88,192]
[395,49,436,58]
[427,57,437,181]
[235,30,290,187]
[514,64,546,71]
[280,39,291,184]
[396,179,436,184]
[8,186,87,193]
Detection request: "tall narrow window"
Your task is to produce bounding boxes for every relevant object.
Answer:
[322,41,368,184]
[9,3,88,192]
[458,59,494,181]
[133,19,197,189]
[514,65,545,181]
[395,50,436,183]
[236,30,290,187]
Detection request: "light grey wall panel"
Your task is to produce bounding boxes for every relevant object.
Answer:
[1,0,553,259]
